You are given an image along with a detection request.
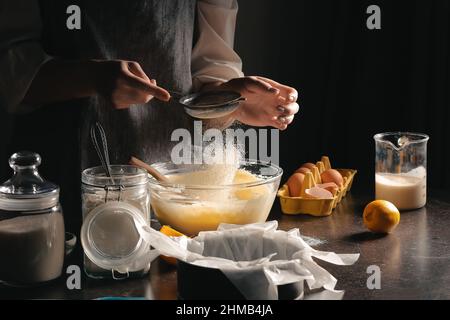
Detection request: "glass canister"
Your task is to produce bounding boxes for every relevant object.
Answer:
[374,132,429,210]
[81,165,151,279]
[0,151,65,286]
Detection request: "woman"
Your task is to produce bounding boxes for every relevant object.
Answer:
[0,0,299,231]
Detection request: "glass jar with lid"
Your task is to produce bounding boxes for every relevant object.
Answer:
[81,165,150,279]
[0,151,65,286]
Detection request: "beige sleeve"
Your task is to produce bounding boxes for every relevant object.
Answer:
[191,0,244,91]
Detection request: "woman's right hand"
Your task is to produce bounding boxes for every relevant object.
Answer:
[92,60,170,109]
[22,59,170,109]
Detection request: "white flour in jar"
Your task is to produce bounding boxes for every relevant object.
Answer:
[0,210,65,285]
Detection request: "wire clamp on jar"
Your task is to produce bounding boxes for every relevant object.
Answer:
[103,185,125,203]
[112,269,129,280]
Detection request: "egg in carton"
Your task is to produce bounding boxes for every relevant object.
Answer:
[277,156,357,217]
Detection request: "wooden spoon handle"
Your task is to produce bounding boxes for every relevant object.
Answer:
[129,156,169,183]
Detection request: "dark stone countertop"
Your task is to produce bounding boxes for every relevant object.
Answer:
[1,190,450,300]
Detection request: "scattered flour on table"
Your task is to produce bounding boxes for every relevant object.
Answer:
[302,236,327,247]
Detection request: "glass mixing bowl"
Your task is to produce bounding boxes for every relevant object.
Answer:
[148,160,282,236]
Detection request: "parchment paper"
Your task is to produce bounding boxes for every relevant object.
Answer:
[138,221,359,300]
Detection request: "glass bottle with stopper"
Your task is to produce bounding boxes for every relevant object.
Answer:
[0,151,65,285]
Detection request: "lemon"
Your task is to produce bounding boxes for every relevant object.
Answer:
[363,200,400,233]
[159,226,184,265]
[160,225,184,237]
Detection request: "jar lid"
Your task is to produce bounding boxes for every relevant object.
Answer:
[80,201,150,275]
[0,151,59,211]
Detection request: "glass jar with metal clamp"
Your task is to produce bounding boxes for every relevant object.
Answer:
[80,165,150,279]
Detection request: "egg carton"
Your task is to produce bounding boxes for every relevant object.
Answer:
[277,156,357,217]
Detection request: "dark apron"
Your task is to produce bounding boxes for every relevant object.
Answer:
[8,0,197,233]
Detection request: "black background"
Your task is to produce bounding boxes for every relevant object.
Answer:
[1,0,450,191]
[235,0,450,191]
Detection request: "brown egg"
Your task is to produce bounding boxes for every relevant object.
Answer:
[321,169,343,187]
[301,163,316,171]
[286,173,305,197]
[295,167,311,175]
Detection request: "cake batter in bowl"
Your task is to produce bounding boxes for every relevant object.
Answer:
[148,160,282,236]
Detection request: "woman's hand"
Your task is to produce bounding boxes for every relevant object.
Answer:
[93,60,170,109]
[23,59,170,109]
[217,76,299,130]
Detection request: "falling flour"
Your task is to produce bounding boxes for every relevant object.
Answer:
[169,142,245,201]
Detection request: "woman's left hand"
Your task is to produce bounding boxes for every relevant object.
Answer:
[218,76,299,130]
